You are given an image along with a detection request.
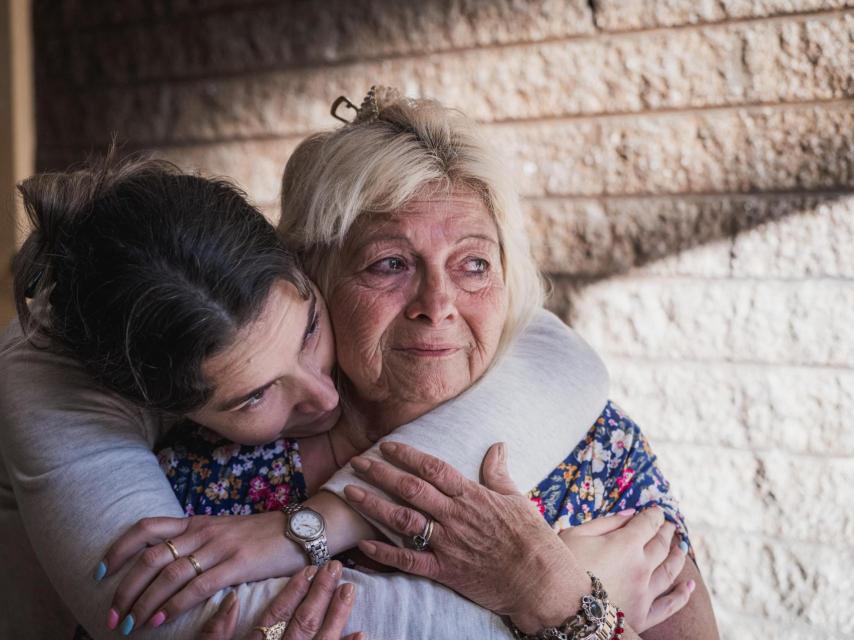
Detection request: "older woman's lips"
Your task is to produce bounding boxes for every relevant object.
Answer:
[395,345,461,357]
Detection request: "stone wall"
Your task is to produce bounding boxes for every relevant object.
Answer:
[31,1,854,638]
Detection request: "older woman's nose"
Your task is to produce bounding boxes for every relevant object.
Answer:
[405,269,456,324]
[294,368,339,415]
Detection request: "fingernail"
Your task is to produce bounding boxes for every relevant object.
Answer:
[344,485,366,502]
[304,565,319,581]
[340,582,355,602]
[327,559,342,577]
[687,579,696,593]
[148,611,166,628]
[94,561,107,582]
[106,608,120,630]
[618,508,636,516]
[380,442,398,455]
[498,442,508,462]
[679,539,689,555]
[120,613,135,636]
[224,591,238,612]
[350,456,370,472]
[361,541,377,555]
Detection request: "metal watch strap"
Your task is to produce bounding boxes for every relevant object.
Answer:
[283,503,330,567]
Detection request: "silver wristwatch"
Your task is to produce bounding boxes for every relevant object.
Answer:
[282,503,330,566]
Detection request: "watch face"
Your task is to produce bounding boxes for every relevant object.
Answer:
[289,509,324,539]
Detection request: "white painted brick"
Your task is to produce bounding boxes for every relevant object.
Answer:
[731,195,854,278]
[652,444,854,545]
[564,277,854,366]
[695,528,854,635]
[603,359,854,456]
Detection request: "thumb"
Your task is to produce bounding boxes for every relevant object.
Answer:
[480,443,522,495]
[198,591,239,640]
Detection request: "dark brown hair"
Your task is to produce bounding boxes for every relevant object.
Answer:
[13,154,309,413]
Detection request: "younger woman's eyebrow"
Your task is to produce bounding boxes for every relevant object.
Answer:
[217,289,317,412]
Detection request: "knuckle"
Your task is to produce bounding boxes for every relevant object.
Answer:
[396,550,419,573]
[398,476,424,501]
[291,610,323,636]
[420,458,447,482]
[191,576,215,599]
[391,506,418,533]
[162,561,187,584]
[141,546,165,569]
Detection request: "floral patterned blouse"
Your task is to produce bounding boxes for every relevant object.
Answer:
[155,400,692,551]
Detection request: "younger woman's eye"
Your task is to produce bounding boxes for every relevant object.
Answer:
[240,388,267,411]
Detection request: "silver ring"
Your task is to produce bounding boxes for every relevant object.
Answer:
[411,517,434,551]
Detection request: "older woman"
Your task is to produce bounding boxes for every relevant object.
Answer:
[277,87,719,639]
[0,156,644,640]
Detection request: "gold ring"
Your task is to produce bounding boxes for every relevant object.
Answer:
[164,539,180,561]
[254,621,287,640]
[186,553,203,576]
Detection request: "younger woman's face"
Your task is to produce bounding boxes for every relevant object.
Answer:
[186,279,340,445]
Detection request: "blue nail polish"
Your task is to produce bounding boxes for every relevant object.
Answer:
[120,614,135,636]
[94,561,107,582]
[679,540,689,555]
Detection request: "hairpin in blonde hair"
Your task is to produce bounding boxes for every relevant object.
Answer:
[330,85,404,124]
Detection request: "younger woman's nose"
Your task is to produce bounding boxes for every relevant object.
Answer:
[294,368,339,415]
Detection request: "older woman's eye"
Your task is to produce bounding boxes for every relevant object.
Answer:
[463,258,489,274]
[369,256,408,273]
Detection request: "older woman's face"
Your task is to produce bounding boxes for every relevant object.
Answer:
[187,280,340,445]
[328,189,508,415]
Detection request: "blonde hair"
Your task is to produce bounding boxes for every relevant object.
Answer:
[279,88,543,353]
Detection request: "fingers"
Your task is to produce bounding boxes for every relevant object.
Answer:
[644,579,695,630]
[312,582,357,640]
[100,516,191,580]
[357,540,440,579]
[567,508,637,537]
[134,558,234,630]
[377,442,467,498]
[109,536,217,631]
[479,443,522,496]
[622,505,665,544]
[644,520,676,565]
[282,561,348,640]
[198,592,239,640]
[350,454,452,519]
[344,484,438,542]
[649,538,687,595]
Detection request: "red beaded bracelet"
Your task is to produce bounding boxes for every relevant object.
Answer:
[611,609,625,639]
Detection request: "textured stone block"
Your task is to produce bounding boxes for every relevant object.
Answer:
[654,445,854,545]
[528,192,853,278]
[501,103,854,197]
[153,137,302,211]
[696,528,854,634]
[592,0,854,31]
[37,13,854,148]
[561,277,854,366]
[731,195,854,277]
[603,359,854,456]
[35,0,594,82]
[528,196,735,276]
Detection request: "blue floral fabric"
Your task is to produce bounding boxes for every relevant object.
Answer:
[528,400,691,552]
[153,400,691,551]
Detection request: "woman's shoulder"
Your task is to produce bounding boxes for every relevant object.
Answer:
[0,320,162,449]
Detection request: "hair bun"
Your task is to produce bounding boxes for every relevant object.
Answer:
[353,85,408,124]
